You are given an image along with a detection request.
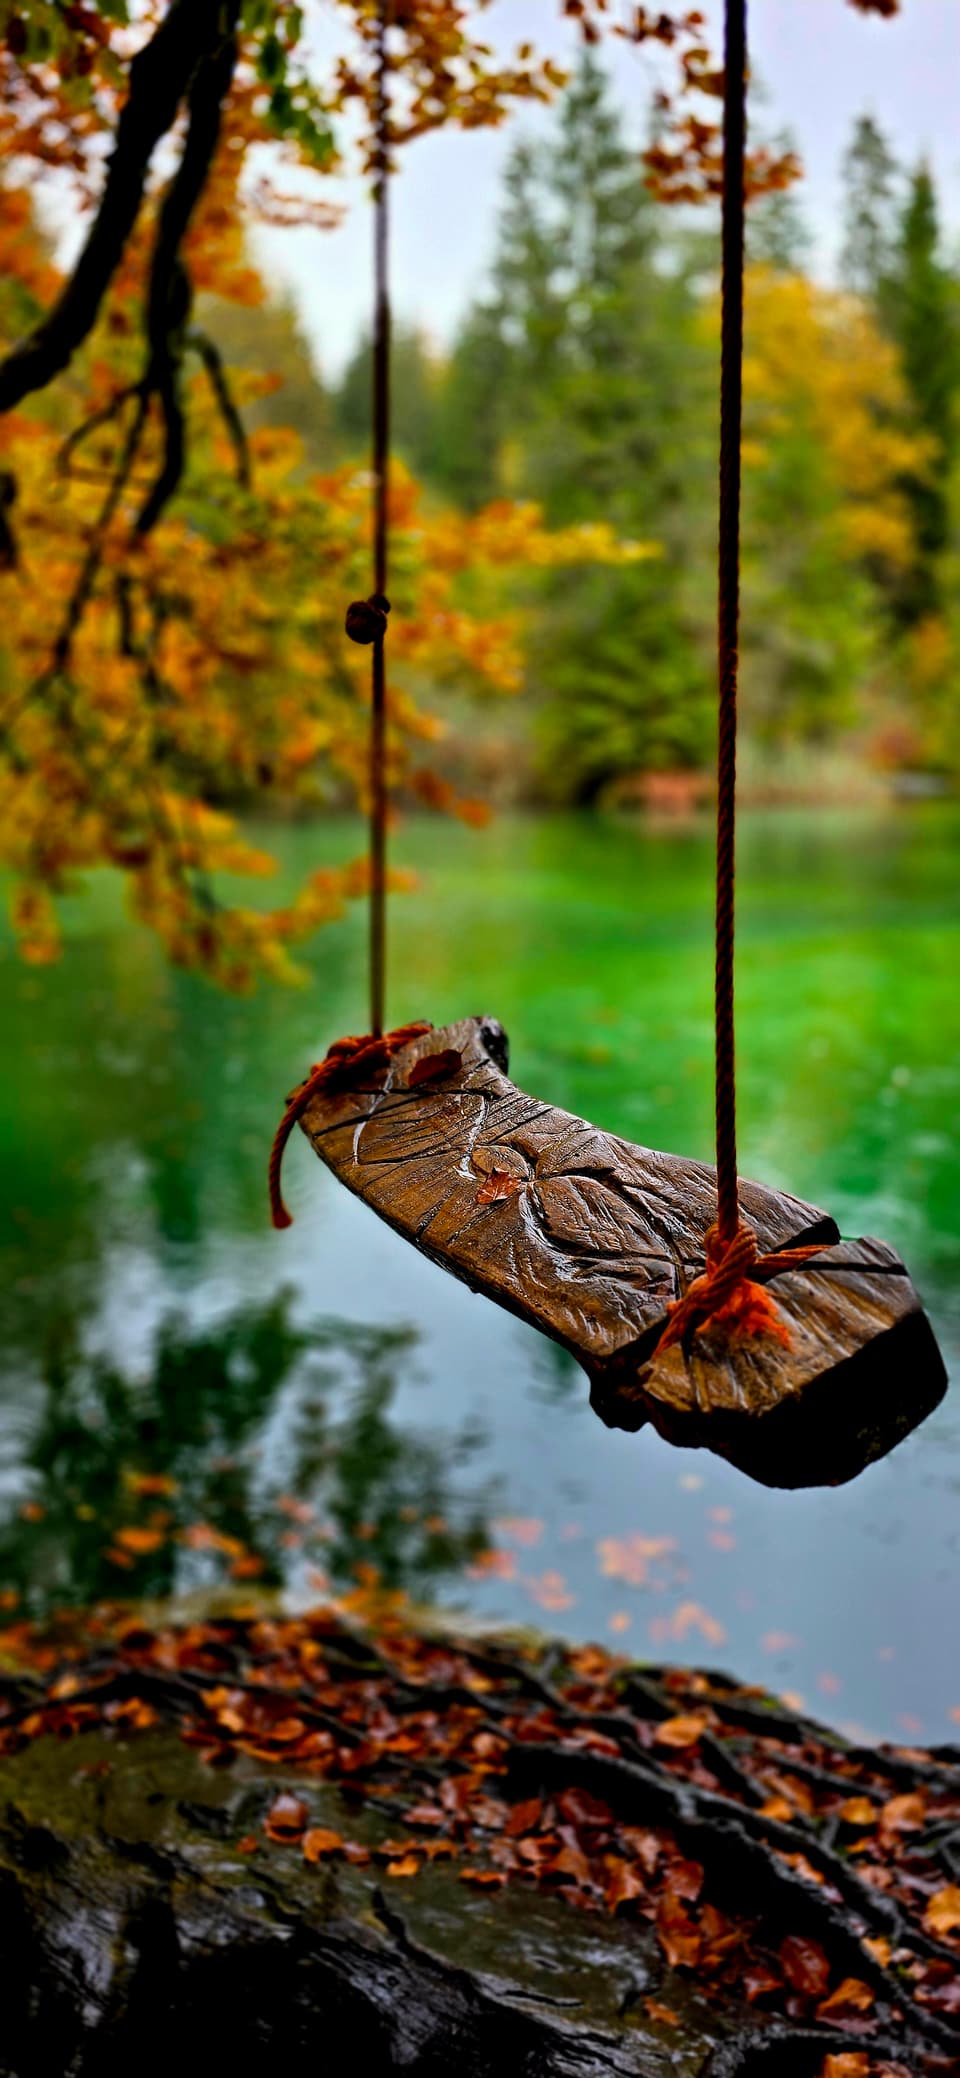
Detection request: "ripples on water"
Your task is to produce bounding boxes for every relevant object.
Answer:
[1,808,958,1741]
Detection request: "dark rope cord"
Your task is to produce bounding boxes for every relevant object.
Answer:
[369,0,390,1038]
[345,0,391,1036]
[714,0,746,1243]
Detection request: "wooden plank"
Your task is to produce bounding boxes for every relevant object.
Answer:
[298,1017,947,1489]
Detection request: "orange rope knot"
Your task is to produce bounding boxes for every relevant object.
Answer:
[269,1020,432,1230]
[655,1220,836,1359]
[656,1221,791,1356]
[346,594,390,645]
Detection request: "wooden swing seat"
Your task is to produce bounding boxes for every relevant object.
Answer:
[295,1016,947,1490]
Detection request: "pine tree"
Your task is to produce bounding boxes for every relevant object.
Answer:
[335,323,440,476]
[887,164,958,622]
[839,113,899,307]
[747,131,811,272]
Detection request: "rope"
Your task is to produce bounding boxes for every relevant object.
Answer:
[345,0,391,1038]
[715,0,746,1246]
[655,0,831,1356]
[269,1021,432,1228]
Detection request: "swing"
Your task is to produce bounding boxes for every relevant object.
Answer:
[268,0,947,1491]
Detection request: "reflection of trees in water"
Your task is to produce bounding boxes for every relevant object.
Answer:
[527,1334,582,1406]
[0,1297,493,1617]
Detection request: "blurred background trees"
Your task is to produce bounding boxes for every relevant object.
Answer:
[1,7,958,979]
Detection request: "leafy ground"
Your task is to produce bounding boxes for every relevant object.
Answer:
[1,1591,958,2076]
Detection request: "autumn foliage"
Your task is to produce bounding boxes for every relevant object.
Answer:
[0,0,907,984]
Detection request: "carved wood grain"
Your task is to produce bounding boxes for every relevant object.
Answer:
[299,1017,947,1489]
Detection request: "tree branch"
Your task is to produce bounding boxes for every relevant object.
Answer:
[0,0,237,416]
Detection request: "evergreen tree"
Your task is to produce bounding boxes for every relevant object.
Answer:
[839,114,899,306]
[747,132,811,272]
[887,164,958,623]
[198,291,335,469]
[430,302,512,509]
[335,322,440,475]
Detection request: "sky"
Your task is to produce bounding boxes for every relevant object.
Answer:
[251,0,960,381]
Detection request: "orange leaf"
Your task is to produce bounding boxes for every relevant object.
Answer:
[779,1934,831,1998]
[816,1978,875,2020]
[643,2000,680,2028]
[408,1049,462,1087]
[124,1472,178,1497]
[386,1854,421,1878]
[879,1792,925,1836]
[476,1167,523,1205]
[819,2057,870,2078]
[655,1891,700,1968]
[404,1803,446,1828]
[302,1827,345,1862]
[838,1797,876,1827]
[264,1793,310,1842]
[605,1858,647,1911]
[743,1962,783,2003]
[114,1525,166,1555]
[459,1867,506,1888]
[505,1798,543,1837]
[925,1885,960,1936]
[653,1713,708,1749]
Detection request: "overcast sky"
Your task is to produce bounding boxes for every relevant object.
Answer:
[262,1,960,378]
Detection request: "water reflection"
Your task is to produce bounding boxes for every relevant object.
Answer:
[0,1299,493,1617]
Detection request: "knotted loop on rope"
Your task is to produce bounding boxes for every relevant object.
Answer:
[346,593,390,646]
[656,1221,759,1353]
[654,1219,833,1358]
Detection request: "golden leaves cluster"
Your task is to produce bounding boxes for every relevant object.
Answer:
[0,181,652,985]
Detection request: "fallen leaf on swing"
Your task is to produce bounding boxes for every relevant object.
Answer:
[653,1713,708,1748]
[816,1977,875,2019]
[408,1049,462,1087]
[476,1167,523,1205]
[925,1885,960,1935]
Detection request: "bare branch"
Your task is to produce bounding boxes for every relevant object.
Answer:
[134,7,241,535]
[0,0,237,416]
[188,328,251,490]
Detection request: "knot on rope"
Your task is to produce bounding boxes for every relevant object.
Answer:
[656,1221,784,1356]
[655,1221,835,1359]
[346,593,391,646]
[268,1020,432,1230]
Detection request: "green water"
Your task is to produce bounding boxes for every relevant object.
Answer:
[1,808,958,1740]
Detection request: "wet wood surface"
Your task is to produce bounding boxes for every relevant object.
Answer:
[299,1017,946,1489]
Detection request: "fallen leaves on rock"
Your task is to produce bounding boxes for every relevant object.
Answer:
[0,1599,958,2072]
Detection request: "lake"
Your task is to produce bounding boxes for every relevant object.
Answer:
[1,806,958,1743]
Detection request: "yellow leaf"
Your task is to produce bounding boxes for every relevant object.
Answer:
[925,1884,960,1936]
